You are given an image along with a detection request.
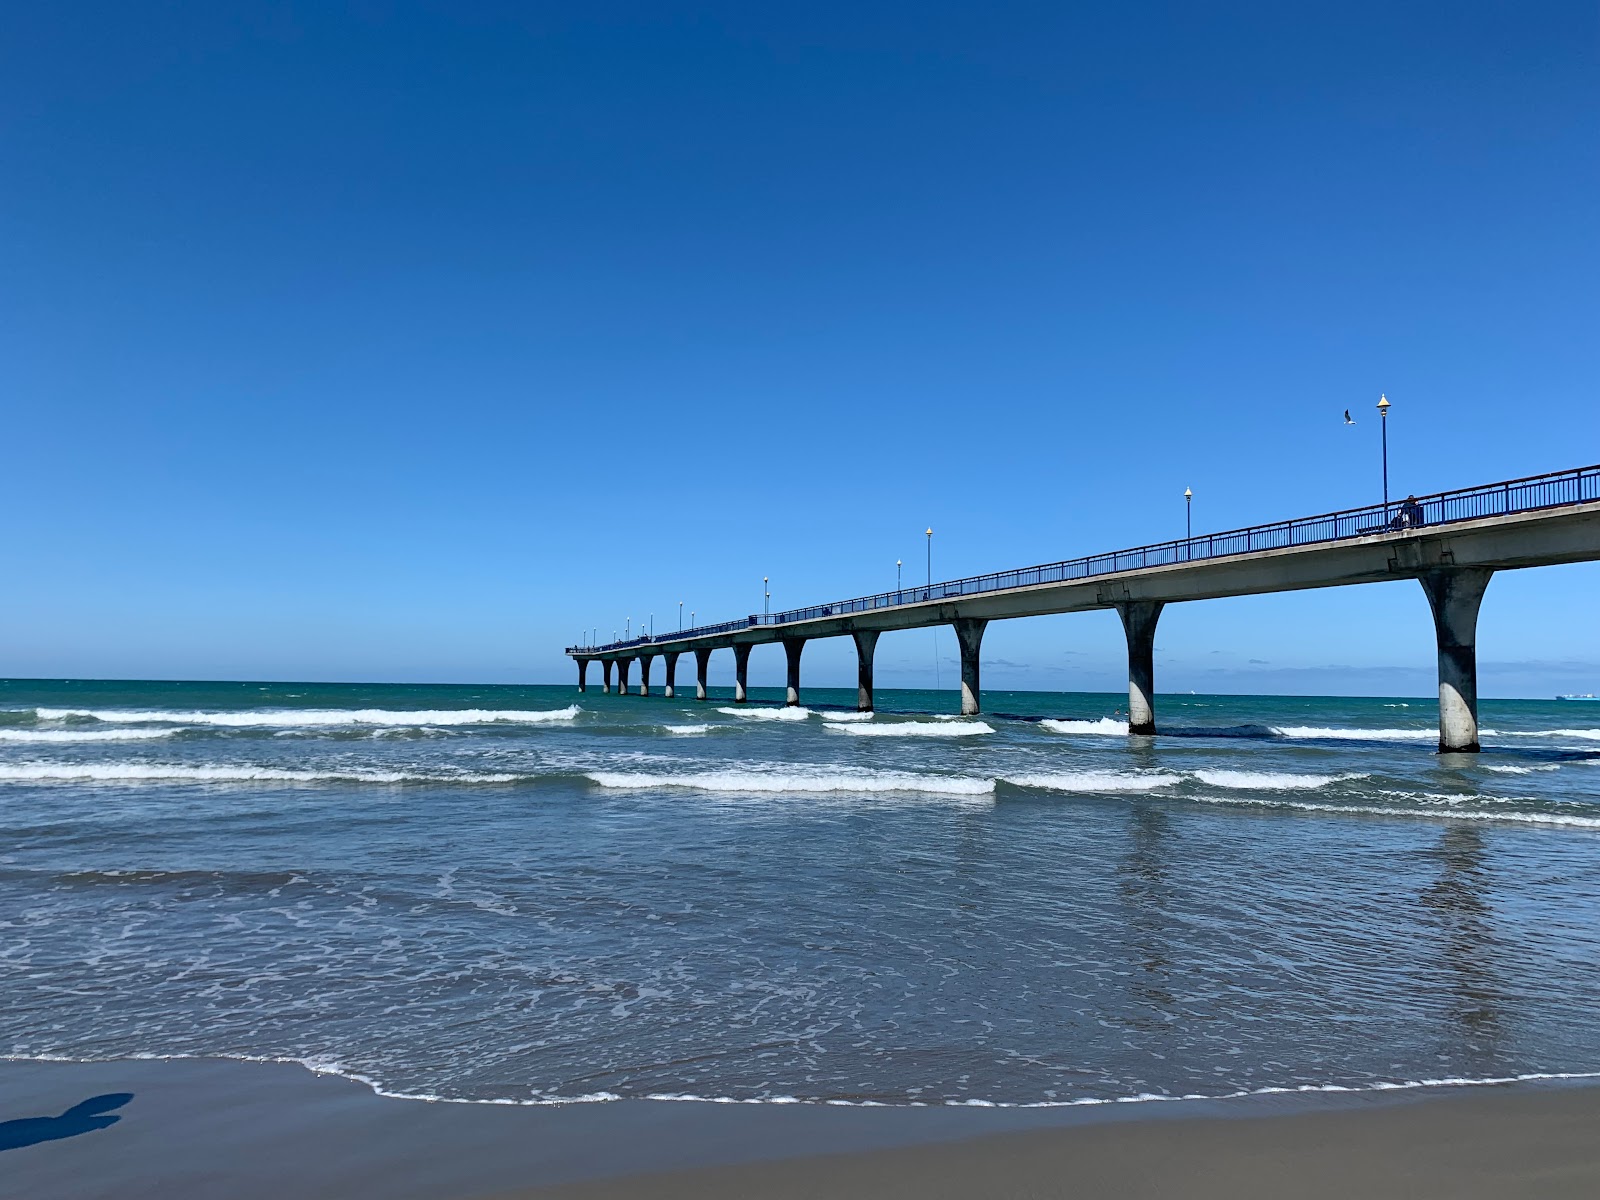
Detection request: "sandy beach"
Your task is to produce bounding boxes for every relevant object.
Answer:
[6,1058,1600,1199]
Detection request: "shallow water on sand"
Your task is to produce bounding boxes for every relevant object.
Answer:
[3,679,1600,1106]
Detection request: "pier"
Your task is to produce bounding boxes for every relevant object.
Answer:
[567,465,1600,752]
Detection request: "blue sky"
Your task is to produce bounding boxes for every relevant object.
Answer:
[3,1,1596,695]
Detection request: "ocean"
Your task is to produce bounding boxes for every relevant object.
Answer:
[3,678,1599,1110]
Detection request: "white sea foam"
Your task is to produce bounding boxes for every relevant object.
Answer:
[714,707,812,721]
[661,724,712,735]
[1007,771,1182,793]
[0,728,177,743]
[1485,764,1562,774]
[1040,718,1129,736]
[1192,769,1367,791]
[1507,728,1600,742]
[1271,725,1440,741]
[1190,792,1600,829]
[827,720,994,738]
[0,762,520,785]
[31,706,581,728]
[586,769,995,796]
[8,1052,1597,1111]
[820,711,873,722]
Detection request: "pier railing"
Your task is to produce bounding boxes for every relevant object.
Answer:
[570,463,1600,655]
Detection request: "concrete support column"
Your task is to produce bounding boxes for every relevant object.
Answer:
[1116,601,1164,735]
[952,618,987,716]
[615,658,632,695]
[638,655,653,697]
[694,648,712,701]
[663,652,679,699]
[852,630,879,712]
[782,639,805,707]
[602,660,613,694]
[733,644,751,704]
[577,659,588,693]
[1419,568,1493,753]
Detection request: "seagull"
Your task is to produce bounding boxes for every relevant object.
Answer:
[1343,409,1356,424]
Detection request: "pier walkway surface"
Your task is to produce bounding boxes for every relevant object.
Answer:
[566,465,1600,751]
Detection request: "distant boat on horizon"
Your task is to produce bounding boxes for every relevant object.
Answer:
[1556,693,1598,701]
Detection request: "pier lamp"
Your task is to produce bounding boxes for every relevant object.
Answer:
[1185,487,1193,553]
[679,601,683,631]
[625,618,630,639]
[897,559,902,593]
[764,576,770,617]
[1377,394,1392,514]
[925,528,933,588]
[649,613,654,638]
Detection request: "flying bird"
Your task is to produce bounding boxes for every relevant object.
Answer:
[1343,409,1356,424]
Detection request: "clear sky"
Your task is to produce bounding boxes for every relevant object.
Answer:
[4,2,1597,696]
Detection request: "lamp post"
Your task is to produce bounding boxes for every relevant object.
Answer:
[925,528,933,588]
[1377,393,1391,515]
[1184,487,1192,558]
[625,617,630,639]
[649,613,653,638]
[764,576,770,617]
[897,558,902,594]
[678,601,683,631]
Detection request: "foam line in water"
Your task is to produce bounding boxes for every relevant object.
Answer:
[1271,725,1459,741]
[1192,769,1368,791]
[1508,728,1600,742]
[586,769,995,795]
[1006,772,1181,793]
[32,706,581,728]
[0,762,521,784]
[827,720,994,737]
[1041,718,1129,736]
[9,1053,1599,1110]
[661,724,712,735]
[713,707,811,721]
[1485,764,1562,774]
[820,711,873,722]
[0,728,177,743]
[1190,792,1600,828]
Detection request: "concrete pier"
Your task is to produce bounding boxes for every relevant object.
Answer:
[638,654,653,697]
[567,472,1600,751]
[1419,568,1493,752]
[663,652,679,699]
[1117,601,1163,735]
[576,659,588,692]
[852,630,879,712]
[783,639,805,706]
[953,618,987,716]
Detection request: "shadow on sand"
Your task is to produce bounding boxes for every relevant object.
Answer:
[0,1094,134,1152]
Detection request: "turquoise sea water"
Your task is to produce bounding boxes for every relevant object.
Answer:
[3,678,1599,1107]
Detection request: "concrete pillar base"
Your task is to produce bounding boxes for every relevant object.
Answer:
[953,618,987,716]
[577,659,588,693]
[852,630,879,712]
[602,660,614,695]
[694,648,712,702]
[1420,568,1493,753]
[638,655,653,697]
[783,638,805,706]
[615,659,632,695]
[733,644,751,703]
[663,652,679,700]
[1116,601,1164,735]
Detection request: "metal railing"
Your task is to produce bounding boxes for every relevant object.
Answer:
[569,463,1600,655]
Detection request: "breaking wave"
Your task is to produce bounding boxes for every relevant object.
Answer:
[585,769,995,796]
[1041,718,1129,736]
[661,724,712,735]
[0,728,177,743]
[827,720,994,737]
[1271,726,1440,741]
[31,706,581,728]
[0,762,521,785]
[1005,771,1181,793]
[1188,792,1600,829]
[714,706,812,722]
[820,711,873,722]
[1192,769,1367,791]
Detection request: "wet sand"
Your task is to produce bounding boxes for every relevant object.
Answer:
[5,1058,1600,1199]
